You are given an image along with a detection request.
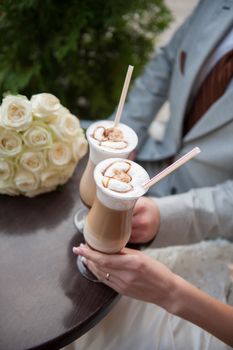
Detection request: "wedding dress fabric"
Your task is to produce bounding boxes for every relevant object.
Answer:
[63,239,233,350]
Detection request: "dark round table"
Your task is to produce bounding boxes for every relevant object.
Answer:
[0,157,119,350]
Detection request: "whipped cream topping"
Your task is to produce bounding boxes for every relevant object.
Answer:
[92,126,128,150]
[102,160,133,193]
[104,160,131,178]
[102,177,133,193]
[94,158,150,200]
[87,120,138,154]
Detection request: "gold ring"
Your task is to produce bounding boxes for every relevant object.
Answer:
[105,272,110,281]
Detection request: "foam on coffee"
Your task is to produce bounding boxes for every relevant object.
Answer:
[94,158,150,209]
[87,120,138,158]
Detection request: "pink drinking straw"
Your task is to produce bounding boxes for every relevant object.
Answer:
[114,65,134,128]
[143,147,201,189]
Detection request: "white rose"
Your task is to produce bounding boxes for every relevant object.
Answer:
[0,181,20,196]
[0,130,22,157]
[59,161,77,184]
[19,151,46,173]
[0,159,14,181]
[50,107,81,141]
[40,169,60,188]
[31,93,61,119]
[15,170,39,193]
[48,142,72,166]
[23,124,52,150]
[0,95,32,131]
[25,186,56,198]
[72,135,88,161]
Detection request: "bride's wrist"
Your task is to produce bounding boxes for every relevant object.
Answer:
[150,271,180,313]
[166,274,197,318]
[163,274,187,315]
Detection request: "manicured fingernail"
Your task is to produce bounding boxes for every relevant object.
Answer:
[72,247,79,253]
[81,256,87,265]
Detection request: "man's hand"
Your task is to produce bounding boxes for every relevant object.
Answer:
[129,196,160,244]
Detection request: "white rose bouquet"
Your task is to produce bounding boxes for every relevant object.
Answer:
[0,93,88,197]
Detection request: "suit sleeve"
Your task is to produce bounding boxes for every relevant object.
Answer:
[111,3,200,152]
[150,180,233,248]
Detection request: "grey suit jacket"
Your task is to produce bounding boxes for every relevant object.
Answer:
[119,0,233,246]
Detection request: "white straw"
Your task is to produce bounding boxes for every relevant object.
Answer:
[143,147,201,189]
[114,65,134,128]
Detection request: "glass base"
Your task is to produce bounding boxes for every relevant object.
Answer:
[74,206,89,233]
[77,255,101,283]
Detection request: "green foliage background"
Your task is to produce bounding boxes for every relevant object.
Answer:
[0,0,171,120]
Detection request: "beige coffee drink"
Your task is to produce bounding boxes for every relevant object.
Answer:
[83,158,150,253]
[79,120,138,207]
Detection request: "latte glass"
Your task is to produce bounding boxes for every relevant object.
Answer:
[78,158,149,281]
[74,120,138,232]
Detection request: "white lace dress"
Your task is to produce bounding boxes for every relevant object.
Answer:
[63,239,233,350]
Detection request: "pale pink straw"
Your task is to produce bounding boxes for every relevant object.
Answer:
[143,147,201,189]
[114,65,134,128]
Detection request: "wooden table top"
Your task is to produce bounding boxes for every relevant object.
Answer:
[0,157,119,350]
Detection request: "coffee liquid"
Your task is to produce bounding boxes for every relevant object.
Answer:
[84,196,133,253]
[79,159,96,208]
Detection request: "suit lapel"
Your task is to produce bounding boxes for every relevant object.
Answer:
[184,87,233,142]
[172,0,233,145]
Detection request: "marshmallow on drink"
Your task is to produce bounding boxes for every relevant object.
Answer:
[83,158,149,253]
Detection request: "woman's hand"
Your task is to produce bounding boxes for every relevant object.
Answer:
[73,246,233,347]
[73,245,175,310]
[129,196,160,244]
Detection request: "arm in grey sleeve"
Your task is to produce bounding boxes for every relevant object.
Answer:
[150,180,233,248]
[111,3,200,151]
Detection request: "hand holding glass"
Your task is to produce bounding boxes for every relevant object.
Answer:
[77,148,201,281]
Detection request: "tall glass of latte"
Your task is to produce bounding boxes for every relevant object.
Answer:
[74,120,138,231]
[77,158,149,280]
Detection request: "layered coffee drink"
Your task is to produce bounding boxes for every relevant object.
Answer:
[83,158,150,253]
[79,120,138,208]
